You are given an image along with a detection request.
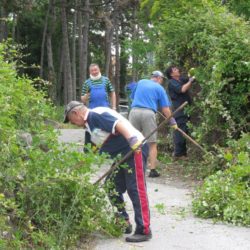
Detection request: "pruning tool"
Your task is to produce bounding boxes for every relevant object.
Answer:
[94,101,188,185]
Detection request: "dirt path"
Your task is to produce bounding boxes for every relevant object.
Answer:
[58,129,250,250]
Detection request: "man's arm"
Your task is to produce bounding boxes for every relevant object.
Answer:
[81,82,90,104]
[162,106,178,129]
[115,120,133,140]
[115,121,142,150]
[81,93,89,104]
[181,77,195,93]
[162,106,172,118]
[110,91,116,110]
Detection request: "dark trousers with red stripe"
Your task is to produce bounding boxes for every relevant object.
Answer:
[106,144,150,235]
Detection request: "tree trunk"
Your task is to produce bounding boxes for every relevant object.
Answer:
[40,0,52,78]
[104,16,114,77]
[11,13,17,42]
[119,21,128,94]
[78,2,84,96]
[57,45,64,105]
[71,0,77,100]
[81,0,90,98]
[0,6,8,42]
[131,8,138,81]
[114,26,120,108]
[47,34,56,101]
[61,0,73,104]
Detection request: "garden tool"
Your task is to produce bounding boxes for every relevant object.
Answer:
[94,101,188,185]
[157,111,208,154]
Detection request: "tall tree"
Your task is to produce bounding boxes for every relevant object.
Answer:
[81,0,90,97]
[103,14,113,77]
[71,0,77,100]
[0,4,8,42]
[47,0,56,101]
[40,0,53,79]
[114,25,120,107]
[61,0,73,104]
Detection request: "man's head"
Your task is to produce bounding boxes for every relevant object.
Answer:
[89,63,101,79]
[165,66,180,79]
[63,101,87,126]
[151,70,166,84]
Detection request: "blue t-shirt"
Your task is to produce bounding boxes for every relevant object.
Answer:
[131,79,171,112]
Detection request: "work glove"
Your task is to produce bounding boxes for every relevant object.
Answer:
[189,76,196,83]
[169,117,178,130]
[128,136,141,151]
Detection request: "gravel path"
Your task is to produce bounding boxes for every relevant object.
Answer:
[58,129,250,250]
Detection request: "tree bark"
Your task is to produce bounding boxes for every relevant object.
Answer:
[131,9,138,82]
[114,26,120,108]
[78,1,84,97]
[71,0,77,100]
[57,45,64,105]
[119,21,128,93]
[0,6,8,42]
[104,16,114,77]
[11,13,17,42]
[47,34,56,101]
[61,0,73,104]
[40,0,52,78]
[81,0,90,98]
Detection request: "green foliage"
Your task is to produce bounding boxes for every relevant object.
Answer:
[0,43,121,248]
[213,0,250,19]
[140,0,250,147]
[155,203,166,215]
[192,133,250,226]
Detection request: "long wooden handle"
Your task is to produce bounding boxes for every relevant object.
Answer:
[94,101,188,185]
[157,111,208,154]
[175,127,207,154]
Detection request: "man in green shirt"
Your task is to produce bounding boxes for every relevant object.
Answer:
[81,63,116,148]
[81,63,116,109]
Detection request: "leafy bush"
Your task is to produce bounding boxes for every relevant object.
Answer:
[192,133,250,226]
[0,43,121,249]
[141,0,250,147]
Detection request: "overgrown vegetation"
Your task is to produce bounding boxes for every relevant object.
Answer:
[0,43,121,249]
[141,0,250,145]
[192,134,250,226]
[0,0,249,241]
[141,0,250,226]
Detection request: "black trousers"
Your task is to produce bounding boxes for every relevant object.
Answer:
[105,144,150,234]
[173,121,188,157]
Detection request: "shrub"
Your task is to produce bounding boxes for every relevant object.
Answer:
[0,42,121,249]
[141,0,250,147]
[192,133,250,226]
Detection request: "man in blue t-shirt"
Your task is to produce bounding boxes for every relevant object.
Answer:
[165,66,195,160]
[129,71,177,178]
[125,81,137,110]
[63,101,151,243]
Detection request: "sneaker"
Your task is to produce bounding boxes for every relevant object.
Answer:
[124,220,132,234]
[148,169,160,178]
[125,231,152,242]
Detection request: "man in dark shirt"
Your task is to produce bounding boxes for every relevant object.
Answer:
[63,101,151,243]
[165,66,195,160]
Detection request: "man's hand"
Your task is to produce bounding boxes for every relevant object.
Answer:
[171,124,178,130]
[169,117,178,130]
[189,76,196,83]
[128,136,141,151]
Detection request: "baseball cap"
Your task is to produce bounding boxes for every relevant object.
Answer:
[63,101,84,123]
[151,70,166,78]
